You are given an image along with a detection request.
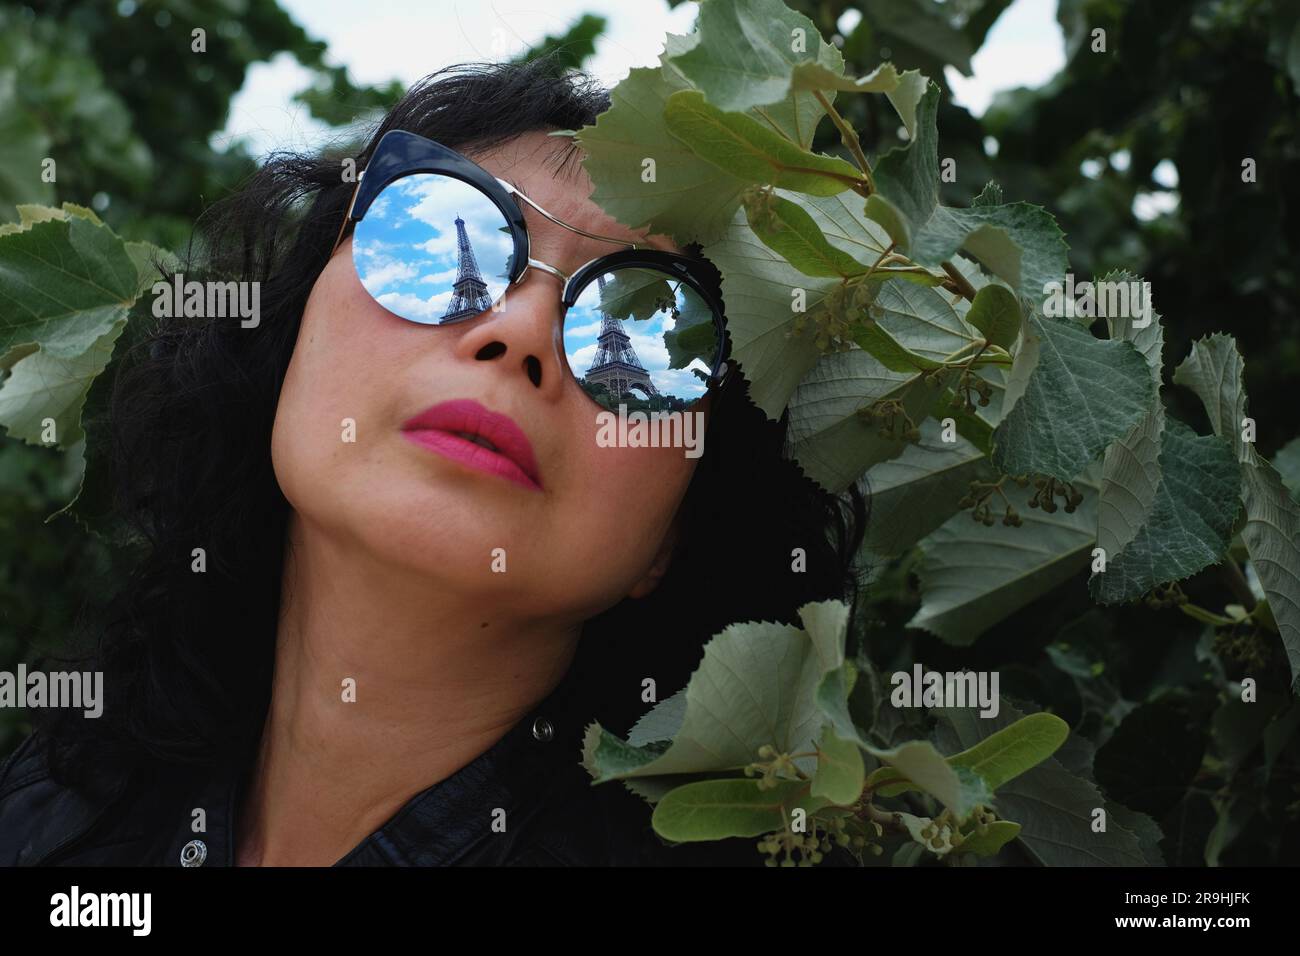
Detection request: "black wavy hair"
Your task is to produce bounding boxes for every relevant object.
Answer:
[31,57,868,793]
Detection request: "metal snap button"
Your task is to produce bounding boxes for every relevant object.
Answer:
[531,717,554,742]
[180,839,208,867]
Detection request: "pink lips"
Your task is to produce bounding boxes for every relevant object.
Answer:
[401,399,543,491]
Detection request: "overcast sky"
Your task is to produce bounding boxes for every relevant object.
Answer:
[216,0,1065,159]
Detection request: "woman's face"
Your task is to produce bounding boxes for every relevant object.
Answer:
[271,130,711,624]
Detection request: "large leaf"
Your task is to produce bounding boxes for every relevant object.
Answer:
[909,200,1069,301]
[935,705,1159,865]
[768,189,936,286]
[0,320,125,447]
[784,346,953,493]
[791,59,932,140]
[598,270,673,322]
[991,314,1155,482]
[869,711,1069,797]
[0,208,138,360]
[663,91,865,196]
[703,211,837,417]
[965,283,1021,351]
[666,0,841,115]
[650,778,823,841]
[857,418,993,557]
[865,81,940,249]
[1174,334,1300,691]
[744,193,869,278]
[661,31,831,150]
[581,600,847,782]
[811,726,865,804]
[816,663,990,820]
[910,471,1100,644]
[1090,419,1241,604]
[859,279,981,370]
[1095,271,1166,564]
[957,820,1022,857]
[944,711,1070,791]
[576,65,746,244]
[587,596,990,822]
[0,206,150,450]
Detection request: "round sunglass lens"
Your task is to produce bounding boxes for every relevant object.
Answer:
[566,267,721,410]
[351,173,514,325]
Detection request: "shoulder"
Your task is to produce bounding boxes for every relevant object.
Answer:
[0,732,132,866]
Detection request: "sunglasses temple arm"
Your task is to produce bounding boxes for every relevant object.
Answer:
[497,178,639,249]
[330,176,365,256]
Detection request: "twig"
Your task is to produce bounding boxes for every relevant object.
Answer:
[812,90,874,194]
[941,260,978,302]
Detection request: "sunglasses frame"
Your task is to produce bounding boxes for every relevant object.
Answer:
[333,129,732,393]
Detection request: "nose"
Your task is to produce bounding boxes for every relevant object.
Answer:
[451,267,570,401]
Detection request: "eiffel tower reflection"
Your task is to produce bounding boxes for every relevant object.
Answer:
[583,275,659,399]
[441,214,494,322]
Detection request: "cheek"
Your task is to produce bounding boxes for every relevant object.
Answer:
[270,257,406,523]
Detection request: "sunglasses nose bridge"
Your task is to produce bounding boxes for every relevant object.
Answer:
[519,257,570,287]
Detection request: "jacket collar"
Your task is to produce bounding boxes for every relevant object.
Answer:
[173,653,599,867]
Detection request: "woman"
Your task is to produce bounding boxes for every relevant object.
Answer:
[0,57,866,867]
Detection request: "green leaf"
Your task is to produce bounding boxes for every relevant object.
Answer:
[811,726,865,804]
[943,711,1070,791]
[957,820,1022,857]
[935,705,1157,865]
[965,284,1021,351]
[0,319,125,447]
[1174,334,1300,692]
[857,280,981,371]
[663,91,865,196]
[884,69,930,139]
[0,210,140,360]
[784,346,954,493]
[599,598,983,823]
[744,193,868,277]
[582,599,848,782]
[651,778,817,841]
[598,270,673,321]
[0,211,145,450]
[702,212,837,417]
[665,0,838,115]
[867,713,1069,798]
[766,188,903,277]
[576,65,746,244]
[790,60,902,94]
[991,314,1155,482]
[815,664,990,820]
[662,283,717,371]
[858,418,993,557]
[1095,271,1166,565]
[910,471,1099,644]
[910,201,1069,301]
[662,31,830,150]
[1090,419,1241,604]
[867,81,940,248]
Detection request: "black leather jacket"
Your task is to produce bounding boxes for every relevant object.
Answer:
[0,658,824,867]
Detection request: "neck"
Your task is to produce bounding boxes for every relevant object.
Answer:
[235,511,579,867]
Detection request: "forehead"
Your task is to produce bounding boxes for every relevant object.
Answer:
[464,130,683,258]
